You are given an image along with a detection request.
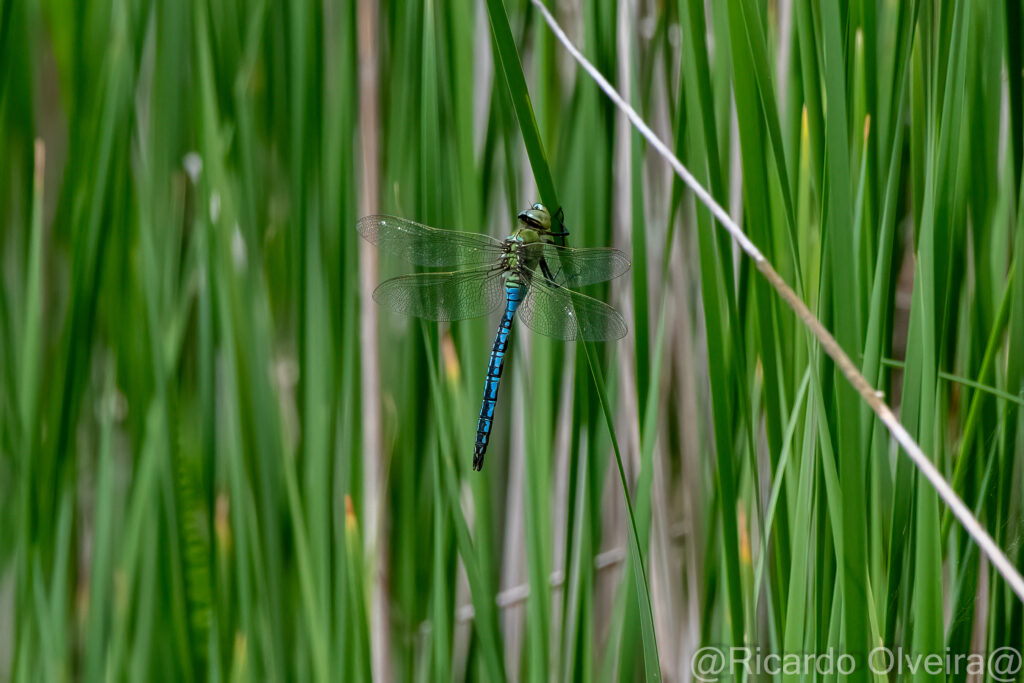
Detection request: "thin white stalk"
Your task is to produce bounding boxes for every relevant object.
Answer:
[357,0,392,679]
[530,0,1024,604]
[454,546,628,623]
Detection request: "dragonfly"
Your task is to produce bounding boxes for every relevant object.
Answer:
[358,204,630,471]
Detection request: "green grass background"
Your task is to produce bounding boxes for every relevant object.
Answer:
[1,0,1023,680]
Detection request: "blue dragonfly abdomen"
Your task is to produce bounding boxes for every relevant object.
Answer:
[474,280,526,470]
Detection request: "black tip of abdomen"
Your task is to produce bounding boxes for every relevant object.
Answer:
[473,444,486,471]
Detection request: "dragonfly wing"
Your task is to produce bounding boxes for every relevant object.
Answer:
[518,278,627,341]
[373,267,506,321]
[358,215,506,267]
[520,243,631,287]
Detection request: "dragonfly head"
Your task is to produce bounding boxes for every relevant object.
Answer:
[517,203,552,232]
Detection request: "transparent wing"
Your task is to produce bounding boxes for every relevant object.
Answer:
[518,277,627,341]
[372,266,506,321]
[519,243,631,287]
[358,215,506,267]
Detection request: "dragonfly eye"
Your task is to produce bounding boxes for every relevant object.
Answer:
[518,204,552,231]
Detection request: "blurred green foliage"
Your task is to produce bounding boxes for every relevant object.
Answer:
[1,0,1022,681]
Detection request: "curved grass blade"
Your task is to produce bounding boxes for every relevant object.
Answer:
[484,1,660,677]
[483,0,563,235]
[581,341,661,681]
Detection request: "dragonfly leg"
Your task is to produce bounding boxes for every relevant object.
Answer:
[552,206,567,233]
[539,258,557,283]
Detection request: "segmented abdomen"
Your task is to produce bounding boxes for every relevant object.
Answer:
[473,282,525,470]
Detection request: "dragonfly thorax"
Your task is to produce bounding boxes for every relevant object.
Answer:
[503,233,547,275]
